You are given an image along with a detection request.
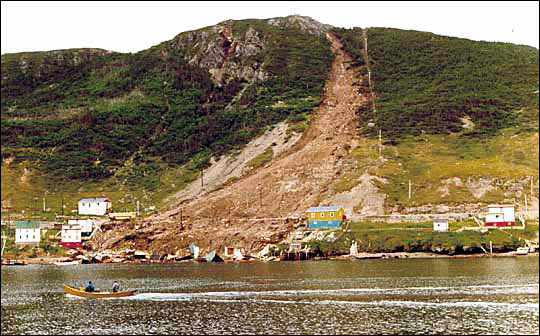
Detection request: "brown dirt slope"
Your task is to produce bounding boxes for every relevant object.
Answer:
[95,32,370,256]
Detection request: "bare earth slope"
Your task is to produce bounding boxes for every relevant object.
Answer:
[95,33,370,255]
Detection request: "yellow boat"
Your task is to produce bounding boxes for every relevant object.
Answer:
[63,284,137,298]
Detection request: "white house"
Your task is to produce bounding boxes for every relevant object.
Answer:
[60,223,82,249]
[485,204,515,227]
[433,218,449,232]
[15,220,41,245]
[78,198,112,216]
[68,219,95,236]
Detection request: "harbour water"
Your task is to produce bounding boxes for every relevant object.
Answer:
[1,257,539,335]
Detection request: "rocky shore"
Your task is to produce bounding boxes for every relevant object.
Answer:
[5,250,537,266]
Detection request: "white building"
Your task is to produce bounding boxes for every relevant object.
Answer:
[15,221,41,245]
[485,204,515,227]
[68,219,95,236]
[60,223,82,249]
[433,218,449,232]
[78,198,112,216]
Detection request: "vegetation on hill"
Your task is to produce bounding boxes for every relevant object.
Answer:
[1,20,332,213]
[328,27,539,208]
[336,27,539,138]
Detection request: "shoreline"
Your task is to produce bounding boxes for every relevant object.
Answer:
[3,251,538,266]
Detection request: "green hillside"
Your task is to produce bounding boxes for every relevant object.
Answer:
[361,28,538,137]
[1,18,332,214]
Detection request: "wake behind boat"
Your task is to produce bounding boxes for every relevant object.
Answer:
[63,284,137,298]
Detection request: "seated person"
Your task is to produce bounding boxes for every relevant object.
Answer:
[112,281,120,293]
[85,281,95,292]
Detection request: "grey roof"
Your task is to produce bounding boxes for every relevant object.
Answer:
[307,206,343,212]
[79,198,110,203]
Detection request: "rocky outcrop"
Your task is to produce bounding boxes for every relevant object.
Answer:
[267,15,333,35]
[173,25,267,86]
[170,15,332,86]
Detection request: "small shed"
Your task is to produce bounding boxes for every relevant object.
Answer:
[60,223,82,249]
[433,218,449,232]
[306,206,345,229]
[15,220,41,245]
[78,198,112,216]
[485,204,515,227]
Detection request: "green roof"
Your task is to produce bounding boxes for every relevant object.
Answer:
[15,220,40,229]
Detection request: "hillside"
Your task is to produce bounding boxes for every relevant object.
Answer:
[1,16,333,215]
[1,16,539,255]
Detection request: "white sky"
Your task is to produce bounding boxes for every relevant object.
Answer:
[1,1,539,54]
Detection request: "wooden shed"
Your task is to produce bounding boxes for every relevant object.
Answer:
[433,218,449,232]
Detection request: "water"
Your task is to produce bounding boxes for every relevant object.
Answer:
[2,257,539,335]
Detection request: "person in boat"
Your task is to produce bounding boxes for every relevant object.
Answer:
[112,281,120,293]
[85,281,95,292]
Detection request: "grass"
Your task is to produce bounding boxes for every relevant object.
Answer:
[344,132,539,207]
[303,220,536,255]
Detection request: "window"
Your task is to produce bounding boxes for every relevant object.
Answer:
[330,212,334,217]
[321,213,324,218]
[311,213,316,218]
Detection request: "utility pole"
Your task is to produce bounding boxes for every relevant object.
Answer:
[200,167,204,188]
[61,192,64,216]
[408,179,412,200]
[379,129,382,157]
[525,194,528,219]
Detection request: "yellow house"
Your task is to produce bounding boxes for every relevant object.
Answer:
[306,206,345,229]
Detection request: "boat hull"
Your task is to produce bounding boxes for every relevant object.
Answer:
[63,284,137,298]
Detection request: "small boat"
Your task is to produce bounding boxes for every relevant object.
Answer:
[516,247,529,255]
[63,284,137,298]
[54,260,81,266]
[1,258,27,266]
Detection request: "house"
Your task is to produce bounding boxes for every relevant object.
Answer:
[15,220,41,245]
[306,206,346,229]
[68,219,95,236]
[78,198,112,216]
[60,223,82,249]
[485,204,515,227]
[433,218,449,232]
